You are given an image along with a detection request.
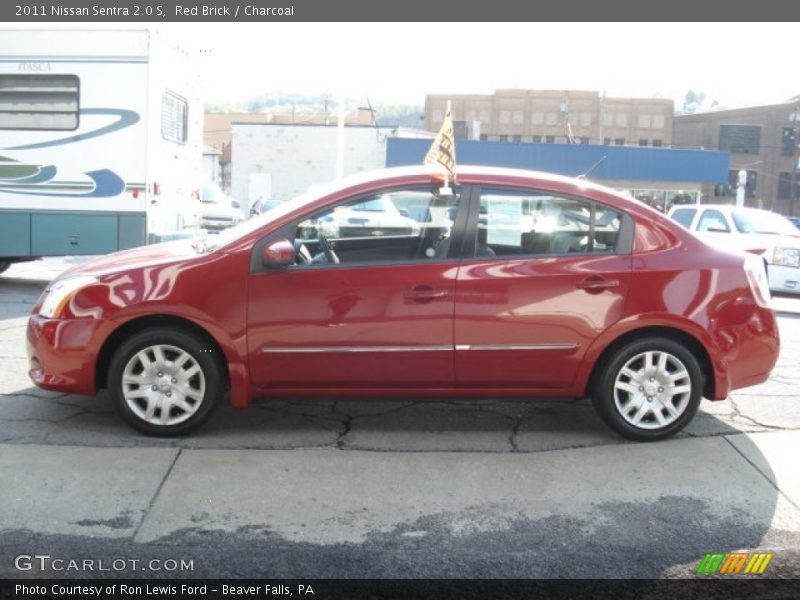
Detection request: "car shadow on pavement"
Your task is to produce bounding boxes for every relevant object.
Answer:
[0,388,795,579]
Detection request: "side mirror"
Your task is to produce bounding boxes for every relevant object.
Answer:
[398,208,409,217]
[262,239,295,267]
[231,199,240,209]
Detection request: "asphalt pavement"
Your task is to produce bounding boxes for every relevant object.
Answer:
[1,258,799,579]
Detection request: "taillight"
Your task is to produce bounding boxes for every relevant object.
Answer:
[744,253,771,307]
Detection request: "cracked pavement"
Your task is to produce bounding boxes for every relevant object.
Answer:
[1,258,800,579]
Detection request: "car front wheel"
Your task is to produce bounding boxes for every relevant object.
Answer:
[592,337,703,441]
[108,327,223,436]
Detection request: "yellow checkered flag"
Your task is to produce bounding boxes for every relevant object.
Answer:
[424,101,456,182]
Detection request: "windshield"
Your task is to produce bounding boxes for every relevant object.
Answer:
[731,209,798,236]
[199,184,338,252]
[202,183,224,204]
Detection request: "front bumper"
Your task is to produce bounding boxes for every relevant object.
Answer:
[26,315,109,395]
[768,263,800,294]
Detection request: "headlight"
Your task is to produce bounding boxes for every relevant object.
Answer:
[38,276,97,318]
[772,246,800,268]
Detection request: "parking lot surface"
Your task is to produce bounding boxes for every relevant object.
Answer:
[1,258,799,578]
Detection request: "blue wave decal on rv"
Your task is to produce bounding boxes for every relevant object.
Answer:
[1,108,140,151]
[0,169,125,198]
[0,164,58,184]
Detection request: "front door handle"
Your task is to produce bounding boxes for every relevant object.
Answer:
[575,276,619,293]
[405,285,449,302]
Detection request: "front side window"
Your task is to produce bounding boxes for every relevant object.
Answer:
[0,74,79,130]
[290,188,462,267]
[161,91,188,143]
[475,190,623,257]
[697,209,730,232]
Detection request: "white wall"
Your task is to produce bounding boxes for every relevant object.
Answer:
[231,124,397,204]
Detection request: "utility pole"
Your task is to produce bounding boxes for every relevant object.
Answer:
[791,102,800,217]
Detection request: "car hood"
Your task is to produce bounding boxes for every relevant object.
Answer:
[700,232,800,253]
[57,240,201,280]
[201,204,241,220]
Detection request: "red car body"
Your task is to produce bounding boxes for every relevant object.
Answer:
[26,166,779,437]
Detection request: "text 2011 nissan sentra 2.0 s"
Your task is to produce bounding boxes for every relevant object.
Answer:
[27,166,780,440]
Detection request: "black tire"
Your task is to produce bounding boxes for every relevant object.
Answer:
[591,337,703,441]
[0,262,10,275]
[107,327,223,436]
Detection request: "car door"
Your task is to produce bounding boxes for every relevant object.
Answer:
[454,186,633,389]
[247,186,466,389]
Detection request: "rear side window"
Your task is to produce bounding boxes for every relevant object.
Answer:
[0,74,79,131]
[161,91,188,143]
[477,189,623,257]
[670,208,697,229]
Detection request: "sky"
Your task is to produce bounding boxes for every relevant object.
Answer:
[8,22,799,109]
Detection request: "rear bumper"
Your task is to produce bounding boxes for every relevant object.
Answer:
[26,315,107,395]
[712,305,780,399]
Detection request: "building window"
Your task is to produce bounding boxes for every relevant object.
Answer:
[555,136,567,144]
[512,135,522,143]
[479,134,488,141]
[718,125,761,154]
[778,172,799,200]
[782,127,796,157]
[615,114,628,127]
[531,111,544,125]
[0,74,79,130]
[487,135,500,142]
[580,137,590,144]
[726,169,757,198]
[479,110,491,124]
[162,91,188,143]
[614,138,625,145]
[580,112,592,126]
[532,135,543,143]
[652,115,665,129]
[603,137,611,145]
[652,139,663,147]
[601,113,613,127]
[545,135,555,143]
[499,110,511,124]
[545,112,559,125]
[512,110,523,124]
[639,139,649,146]
[499,135,510,142]
[638,114,652,128]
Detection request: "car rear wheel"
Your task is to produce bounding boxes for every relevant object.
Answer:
[591,337,702,441]
[108,327,223,436]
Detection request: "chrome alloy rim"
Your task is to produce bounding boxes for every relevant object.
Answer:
[613,350,692,430]
[121,344,206,426]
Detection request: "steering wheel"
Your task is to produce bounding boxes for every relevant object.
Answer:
[317,234,340,264]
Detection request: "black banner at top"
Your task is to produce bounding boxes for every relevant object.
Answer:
[1,0,799,22]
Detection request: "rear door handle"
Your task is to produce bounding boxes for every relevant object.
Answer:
[405,285,449,302]
[576,276,619,292]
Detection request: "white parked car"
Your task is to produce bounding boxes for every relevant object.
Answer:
[200,182,242,232]
[314,194,422,239]
[668,204,800,293]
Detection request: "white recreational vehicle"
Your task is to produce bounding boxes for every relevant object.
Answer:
[0,29,203,273]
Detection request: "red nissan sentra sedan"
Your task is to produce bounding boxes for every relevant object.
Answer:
[27,166,779,440]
